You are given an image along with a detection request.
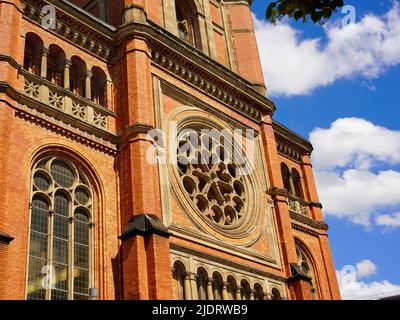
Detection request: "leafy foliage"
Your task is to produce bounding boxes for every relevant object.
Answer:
[266,0,345,24]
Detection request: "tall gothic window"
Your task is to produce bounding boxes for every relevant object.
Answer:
[23,33,43,76]
[281,163,291,192]
[27,157,93,300]
[175,0,197,46]
[47,44,66,87]
[291,169,303,198]
[296,243,318,300]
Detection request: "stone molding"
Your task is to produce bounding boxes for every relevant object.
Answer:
[290,211,329,231]
[15,104,117,156]
[273,121,314,162]
[151,50,264,122]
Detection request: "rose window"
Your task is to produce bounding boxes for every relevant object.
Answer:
[176,129,246,227]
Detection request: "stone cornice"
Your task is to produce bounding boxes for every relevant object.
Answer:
[291,223,322,237]
[273,121,313,163]
[115,21,275,122]
[265,187,289,198]
[151,50,265,123]
[290,211,329,231]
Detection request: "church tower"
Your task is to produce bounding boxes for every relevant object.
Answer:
[0,0,340,300]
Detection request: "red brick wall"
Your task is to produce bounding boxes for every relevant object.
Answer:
[0,0,341,300]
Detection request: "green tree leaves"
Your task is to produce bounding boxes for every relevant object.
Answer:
[266,0,345,24]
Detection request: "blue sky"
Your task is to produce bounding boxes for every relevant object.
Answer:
[252,0,400,299]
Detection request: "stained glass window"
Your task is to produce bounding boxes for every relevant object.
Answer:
[27,157,93,300]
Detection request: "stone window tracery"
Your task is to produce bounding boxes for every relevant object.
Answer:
[176,129,247,228]
[27,156,93,300]
[296,243,318,300]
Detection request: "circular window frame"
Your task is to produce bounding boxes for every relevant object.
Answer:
[166,107,264,243]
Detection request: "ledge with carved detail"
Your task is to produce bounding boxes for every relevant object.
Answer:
[21,69,113,132]
[266,187,309,217]
[273,121,313,163]
[266,187,328,230]
[0,71,117,155]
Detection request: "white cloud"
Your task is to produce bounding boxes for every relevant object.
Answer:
[311,118,400,170]
[376,212,400,228]
[254,2,400,96]
[337,260,400,300]
[356,259,377,278]
[309,118,400,226]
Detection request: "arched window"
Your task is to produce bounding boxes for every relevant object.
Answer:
[70,56,87,97]
[291,169,303,198]
[173,261,187,300]
[175,0,200,48]
[196,268,208,300]
[227,276,238,300]
[271,287,282,300]
[254,283,265,300]
[281,163,291,192]
[47,44,66,87]
[212,272,223,300]
[27,157,93,300]
[91,66,107,108]
[24,33,44,76]
[240,280,251,300]
[296,243,319,300]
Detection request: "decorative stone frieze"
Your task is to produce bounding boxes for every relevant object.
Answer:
[273,122,313,163]
[151,50,264,123]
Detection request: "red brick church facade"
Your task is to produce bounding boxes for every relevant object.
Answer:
[0,0,341,300]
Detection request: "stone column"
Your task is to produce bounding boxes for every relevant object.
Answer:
[85,69,92,100]
[250,290,255,301]
[40,47,49,78]
[184,272,192,300]
[190,273,198,300]
[222,283,229,300]
[64,59,72,89]
[207,278,214,300]
[235,288,242,301]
